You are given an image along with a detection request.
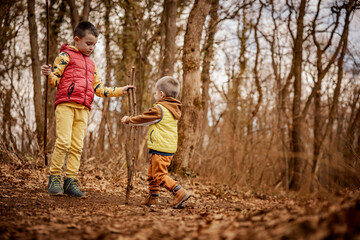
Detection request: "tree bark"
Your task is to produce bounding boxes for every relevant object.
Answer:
[67,0,79,30]
[344,87,360,163]
[200,0,219,148]
[320,0,352,156]
[96,0,111,156]
[173,0,212,171]
[250,4,263,125]
[81,0,91,22]
[289,0,306,191]
[67,0,91,30]
[310,0,355,183]
[161,0,177,76]
[236,10,250,171]
[261,1,290,189]
[27,0,44,147]
[46,0,67,152]
[310,0,342,183]
[2,87,12,147]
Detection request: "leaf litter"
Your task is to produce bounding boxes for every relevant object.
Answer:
[0,162,359,240]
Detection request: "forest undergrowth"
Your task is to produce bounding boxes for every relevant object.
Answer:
[0,154,360,240]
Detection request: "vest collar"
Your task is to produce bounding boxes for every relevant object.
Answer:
[60,44,82,55]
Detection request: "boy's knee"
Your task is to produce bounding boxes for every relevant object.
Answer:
[153,173,165,184]
[70,145,83,154]
[54,141,70,152]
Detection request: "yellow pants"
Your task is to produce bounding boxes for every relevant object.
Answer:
[50,104,89,178]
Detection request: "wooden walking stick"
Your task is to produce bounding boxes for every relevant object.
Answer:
[43,0,50,166]
[130,67,137,182]
[125,66,137,204]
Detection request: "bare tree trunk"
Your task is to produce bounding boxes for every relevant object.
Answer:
[81,0,91,22]
[2,88,12,147]
[117,0,138,150]
[173,0,212,171]
[261,1,290,189]
[27,0,44,147]
[236,10,250,174]
[304,0,345,184]
[46,0,67,152]
[289,0,306,191]
[67,0,91,30]
[250,4,263,125]
[246,3,263,185]
[321,1,351,156]
[0,2,25,152]
[355,119,360,169]
[200,0,219,149]
[67,0,79,30]
[310,0,355,187]
[310,0,342,179]
[96,0,111,156]
[344,89,360,163]
[345,104,360,162]
[161,0,177,76]
[313,86,321,174]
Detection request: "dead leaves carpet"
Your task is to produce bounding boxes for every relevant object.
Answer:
[0,163,359,240]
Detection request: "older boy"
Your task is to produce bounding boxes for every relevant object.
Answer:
[121,76,191,208]
[41,21,134,198]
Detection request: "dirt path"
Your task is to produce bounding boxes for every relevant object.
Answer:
[1,163,360,240]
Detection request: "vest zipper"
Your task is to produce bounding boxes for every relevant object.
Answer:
[83,54,88,105]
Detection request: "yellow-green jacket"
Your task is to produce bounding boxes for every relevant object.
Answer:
[125,97,182,154]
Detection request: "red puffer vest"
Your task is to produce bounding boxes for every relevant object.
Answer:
[54,44,95,110]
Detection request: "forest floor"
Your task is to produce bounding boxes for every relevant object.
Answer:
[0,161,360,240]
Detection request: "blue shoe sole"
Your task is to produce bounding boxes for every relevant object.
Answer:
[173,193,191,209]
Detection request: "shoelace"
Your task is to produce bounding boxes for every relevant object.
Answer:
[51,176,62,188]
[68,179,82,193]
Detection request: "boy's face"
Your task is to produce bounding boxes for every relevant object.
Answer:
[74,33,97,56]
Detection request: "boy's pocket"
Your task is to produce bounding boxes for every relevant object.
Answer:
[68,82,75,99]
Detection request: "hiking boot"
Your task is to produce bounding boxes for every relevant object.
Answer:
[48,175,63,195]
[142,193,159,206]
[170,187,191,209]
[63,177,85,198]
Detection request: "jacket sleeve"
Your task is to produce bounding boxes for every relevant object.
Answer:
[93,65,123,97]
[48,52,69,88]
[125,106,163,126]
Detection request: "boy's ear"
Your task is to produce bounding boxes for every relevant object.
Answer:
[160,91,166,98]
[74,36,79,43]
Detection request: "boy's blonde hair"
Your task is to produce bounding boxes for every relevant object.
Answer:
[156,76,180,98]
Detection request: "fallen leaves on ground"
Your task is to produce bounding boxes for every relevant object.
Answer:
[0,162,359,240]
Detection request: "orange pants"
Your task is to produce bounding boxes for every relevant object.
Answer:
[147,154,177,194]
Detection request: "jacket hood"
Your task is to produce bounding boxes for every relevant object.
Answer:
[60,43,80,54]
[156,97,182,120]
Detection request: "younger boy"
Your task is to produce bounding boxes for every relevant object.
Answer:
[41,21,134,198]
[121,76,191,209]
